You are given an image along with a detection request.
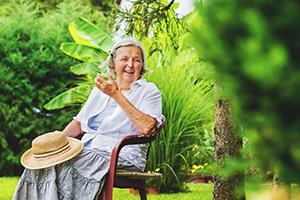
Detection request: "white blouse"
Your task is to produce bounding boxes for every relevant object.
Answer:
[74,78,163,171]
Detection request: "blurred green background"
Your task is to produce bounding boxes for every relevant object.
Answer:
[1,0,300,198]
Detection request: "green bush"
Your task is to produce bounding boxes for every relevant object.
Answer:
[0,0,112,176]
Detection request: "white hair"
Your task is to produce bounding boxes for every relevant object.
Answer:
[105,38,147,77]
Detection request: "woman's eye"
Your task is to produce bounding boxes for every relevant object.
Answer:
[134,59,141,63]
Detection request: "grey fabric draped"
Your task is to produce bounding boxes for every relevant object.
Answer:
[12,148,138,200]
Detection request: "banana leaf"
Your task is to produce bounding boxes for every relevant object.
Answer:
[45,18,113,111]
[69,63,105,75]
[60,42,107,63]
[44,86,92,110]
[68,17,114,52]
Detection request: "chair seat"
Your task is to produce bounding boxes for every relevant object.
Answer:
[115,171,162,180]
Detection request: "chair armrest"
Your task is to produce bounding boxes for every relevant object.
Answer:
[104,119,165,193]
[109,133,157,173]
[116,132,157,148]
[104,133,159,192]
[109,119,165,176]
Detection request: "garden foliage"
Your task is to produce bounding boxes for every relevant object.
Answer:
[1,0,216,193]
[0,0,112,175]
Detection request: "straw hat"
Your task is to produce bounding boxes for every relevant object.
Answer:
[21,131,83,169]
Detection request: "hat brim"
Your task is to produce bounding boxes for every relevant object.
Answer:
[21,137,83,170]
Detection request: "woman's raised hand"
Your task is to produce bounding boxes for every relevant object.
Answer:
[95,73,119,97]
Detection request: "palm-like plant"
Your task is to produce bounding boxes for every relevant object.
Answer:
[44,17,114,110]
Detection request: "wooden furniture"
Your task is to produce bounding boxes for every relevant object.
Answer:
[99,120,165,200]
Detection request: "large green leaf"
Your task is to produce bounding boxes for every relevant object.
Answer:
[69,63,105,75]
[45,18,114,111]
[60,42,107,63]
[44,86,92,110]
[69,17,114,52]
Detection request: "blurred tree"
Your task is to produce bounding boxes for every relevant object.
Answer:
[213,99,245,200]
[185,3,246,199]
[190,0,300,184]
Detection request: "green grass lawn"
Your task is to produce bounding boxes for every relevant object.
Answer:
[2,177,299,200]
[0,177,213,200]
[0,177,20,200]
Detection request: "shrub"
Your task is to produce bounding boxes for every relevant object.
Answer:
[0,0,112,175]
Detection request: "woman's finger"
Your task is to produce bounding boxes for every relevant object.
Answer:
[108,74,114,82]
[95,74,105,89]
[96,73,105,83]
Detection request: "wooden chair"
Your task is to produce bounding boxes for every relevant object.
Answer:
[99,120,165,200]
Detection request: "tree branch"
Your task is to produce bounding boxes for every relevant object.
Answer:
[162,0,175,11]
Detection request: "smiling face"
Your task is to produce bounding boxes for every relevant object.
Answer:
[113,45,143,89]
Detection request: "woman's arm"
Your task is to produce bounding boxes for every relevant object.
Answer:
[113,92,157,135]
[63,120,83,138]
[95,75,157,135]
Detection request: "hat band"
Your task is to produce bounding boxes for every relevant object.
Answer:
[33,143,71,158]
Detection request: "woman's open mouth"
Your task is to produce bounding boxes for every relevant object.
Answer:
[124,70,134,76]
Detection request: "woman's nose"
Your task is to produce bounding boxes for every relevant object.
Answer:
[127,59,134,67]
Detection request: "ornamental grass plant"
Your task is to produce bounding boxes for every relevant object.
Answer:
[144,43,215,192]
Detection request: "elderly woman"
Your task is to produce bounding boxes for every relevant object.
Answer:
[13,38,163,200]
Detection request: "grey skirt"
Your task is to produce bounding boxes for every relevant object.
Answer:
[12,148,139,200]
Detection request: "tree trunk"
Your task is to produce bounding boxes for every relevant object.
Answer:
[213,99,245,200]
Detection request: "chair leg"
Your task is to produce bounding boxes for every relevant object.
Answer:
[103,185,113,200]
[139,188,147,200]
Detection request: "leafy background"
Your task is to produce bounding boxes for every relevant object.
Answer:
[0,0,114,176]
[2,0,300,197]
[0,0,216,193]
